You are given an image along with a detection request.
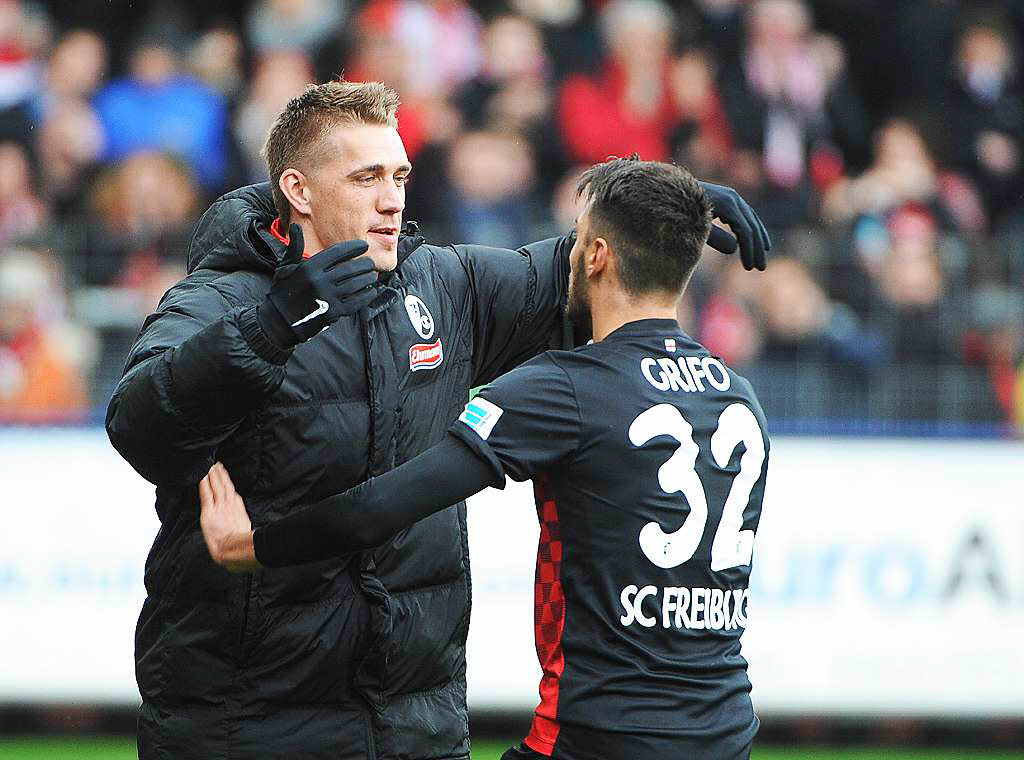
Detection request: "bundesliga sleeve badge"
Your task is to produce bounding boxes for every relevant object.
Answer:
[458,397,504,440]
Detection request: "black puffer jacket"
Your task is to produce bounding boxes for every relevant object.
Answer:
[106,184,571,759]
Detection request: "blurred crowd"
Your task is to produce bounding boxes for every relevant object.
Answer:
[0,0,1021,431]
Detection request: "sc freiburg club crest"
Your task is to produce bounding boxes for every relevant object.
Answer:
[404,295,435,339]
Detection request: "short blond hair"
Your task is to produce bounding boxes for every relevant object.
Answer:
[262,80,401,223]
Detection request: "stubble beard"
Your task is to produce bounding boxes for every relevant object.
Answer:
[565,263,593,339]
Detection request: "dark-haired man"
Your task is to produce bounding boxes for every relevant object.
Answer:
[200,158,769,760]
[107,79,768,759]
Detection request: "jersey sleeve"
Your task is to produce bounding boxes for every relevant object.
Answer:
[253,434,501,567]
[448,353,581,482]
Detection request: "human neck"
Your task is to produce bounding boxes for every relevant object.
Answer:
[590,288,679,342]
[278,210,325,257]
[298,219,325,257]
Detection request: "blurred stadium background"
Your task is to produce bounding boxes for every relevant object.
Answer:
[0,0,1022,757]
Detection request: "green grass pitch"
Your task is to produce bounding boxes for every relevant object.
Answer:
[0,739,1023,759]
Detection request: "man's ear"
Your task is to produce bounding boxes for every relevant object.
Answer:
[280,168,312,218]
[589,236,611,278]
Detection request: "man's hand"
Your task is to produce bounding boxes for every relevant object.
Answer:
[699,182,771,271]
[257,224,379,349]
[199,462,261,573]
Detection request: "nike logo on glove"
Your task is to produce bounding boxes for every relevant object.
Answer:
[291,299,330,327]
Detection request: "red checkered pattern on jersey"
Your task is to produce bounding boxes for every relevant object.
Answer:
[525,476,565,757]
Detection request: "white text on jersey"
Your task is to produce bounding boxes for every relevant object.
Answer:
[619,584,749,630]
[640,356,731,393]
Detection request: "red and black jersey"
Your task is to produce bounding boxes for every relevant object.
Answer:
[452,318,770,760]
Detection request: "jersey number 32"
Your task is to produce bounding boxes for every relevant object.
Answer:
[628,403,765,571]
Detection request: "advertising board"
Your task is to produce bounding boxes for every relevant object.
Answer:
[1,430,1021,715]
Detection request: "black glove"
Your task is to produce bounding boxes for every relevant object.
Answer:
[699,181,771,271]
[257,224,377,349]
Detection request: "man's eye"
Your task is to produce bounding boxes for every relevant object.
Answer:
[395,174,409,186]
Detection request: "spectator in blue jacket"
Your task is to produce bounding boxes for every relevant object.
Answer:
[93,34,230,192]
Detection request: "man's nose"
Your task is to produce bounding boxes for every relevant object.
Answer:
[378,182,405,215]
